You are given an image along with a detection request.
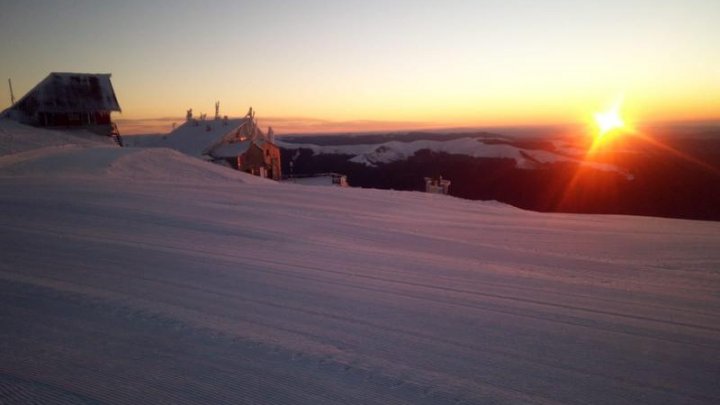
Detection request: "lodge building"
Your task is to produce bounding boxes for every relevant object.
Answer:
[3,73,122,136]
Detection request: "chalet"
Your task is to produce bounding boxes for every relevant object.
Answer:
[161,107,282,180]
[205,109,282,180]
[2,73,122,144]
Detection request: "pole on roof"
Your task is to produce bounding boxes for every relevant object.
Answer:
[8,78,16,105]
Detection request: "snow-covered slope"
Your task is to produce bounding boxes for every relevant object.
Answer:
[1,122,719,404]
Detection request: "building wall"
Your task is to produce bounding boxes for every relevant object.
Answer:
[36,111,112,127]
[238,144,267,176]
[236,143,282,180]
[262,144,282,181]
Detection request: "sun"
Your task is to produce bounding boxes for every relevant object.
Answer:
[586,98,635,153]
[594,100,625,139]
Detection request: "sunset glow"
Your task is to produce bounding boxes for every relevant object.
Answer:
[1,1,719,134]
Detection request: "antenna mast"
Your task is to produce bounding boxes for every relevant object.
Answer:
[8,78,16,105]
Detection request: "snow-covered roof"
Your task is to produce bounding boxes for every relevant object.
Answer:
[208,140,253,158]
[6,73,121,115]
[204,118,268,158]
[134,109,278,160]
[161,118,249,158]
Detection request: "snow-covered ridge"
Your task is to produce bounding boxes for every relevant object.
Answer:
[277,137,631,177]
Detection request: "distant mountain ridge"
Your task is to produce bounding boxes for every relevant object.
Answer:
[280,130,720,221]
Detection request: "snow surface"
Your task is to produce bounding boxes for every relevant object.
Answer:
[1,120,720,404]
[278,137,632,177]
[0,118,116,155]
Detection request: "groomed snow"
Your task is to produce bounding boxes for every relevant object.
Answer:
[1,121,719,404]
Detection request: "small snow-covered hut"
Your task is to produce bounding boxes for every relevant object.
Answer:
[204,108,282,180]
[2,73,122,139]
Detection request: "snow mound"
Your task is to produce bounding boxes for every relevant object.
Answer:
[108,147,271,184]
[0,145,271,184]
[0,118,113,156]
[0,120,271,184]
[0,145,131,177]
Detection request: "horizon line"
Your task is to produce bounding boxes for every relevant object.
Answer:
[115,115,720,136]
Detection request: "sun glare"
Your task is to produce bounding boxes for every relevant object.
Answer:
[594,100,625,138]
[585,98,636,154]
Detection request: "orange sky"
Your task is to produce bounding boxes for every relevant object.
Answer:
[1,1,719,134]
